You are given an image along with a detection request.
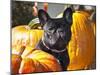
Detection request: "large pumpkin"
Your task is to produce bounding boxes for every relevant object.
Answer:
[67,11,95,70]
[12,45,62,74]
[57,11,95,70]
[12,26,61,74]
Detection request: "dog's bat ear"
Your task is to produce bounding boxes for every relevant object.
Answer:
[63,7,73,25]
[38,9,50,25]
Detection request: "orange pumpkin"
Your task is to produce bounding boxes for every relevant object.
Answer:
[12,25,61,74]
[12,46,62,74]
[57,11,96,70]
[67,11,95,70]
[12,25,44,48]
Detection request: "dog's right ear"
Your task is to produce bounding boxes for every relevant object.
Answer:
[38,9,50,25]
[63,8,73,25]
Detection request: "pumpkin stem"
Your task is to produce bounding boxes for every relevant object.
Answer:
[28,18,41,29]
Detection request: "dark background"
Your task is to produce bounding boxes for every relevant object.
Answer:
[11,1,96,28]
[11,1,66,27]
[12,1,35,27]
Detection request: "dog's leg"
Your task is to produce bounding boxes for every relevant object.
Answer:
[61,50,70,71]
[53,50,70,71]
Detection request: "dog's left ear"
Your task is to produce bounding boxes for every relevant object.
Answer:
[63,8,73,25]
[38,9,50,25]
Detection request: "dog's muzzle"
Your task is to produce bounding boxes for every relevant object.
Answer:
[41,37,66,53]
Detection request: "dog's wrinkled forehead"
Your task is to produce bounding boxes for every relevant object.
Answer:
[38,8,73,28]
[45,18,66,28]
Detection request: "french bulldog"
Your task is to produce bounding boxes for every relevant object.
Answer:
[36,8,73,71]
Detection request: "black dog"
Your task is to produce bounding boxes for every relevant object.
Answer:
[36,8,73,71]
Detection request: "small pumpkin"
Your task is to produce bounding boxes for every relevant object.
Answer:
[12,25,44,48]
[12,46,62,74]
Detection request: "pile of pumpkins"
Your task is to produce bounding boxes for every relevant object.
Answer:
[12,10,96,74]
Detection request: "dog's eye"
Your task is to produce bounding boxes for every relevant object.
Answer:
[47,31,51,34]
[48,27,53,30]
